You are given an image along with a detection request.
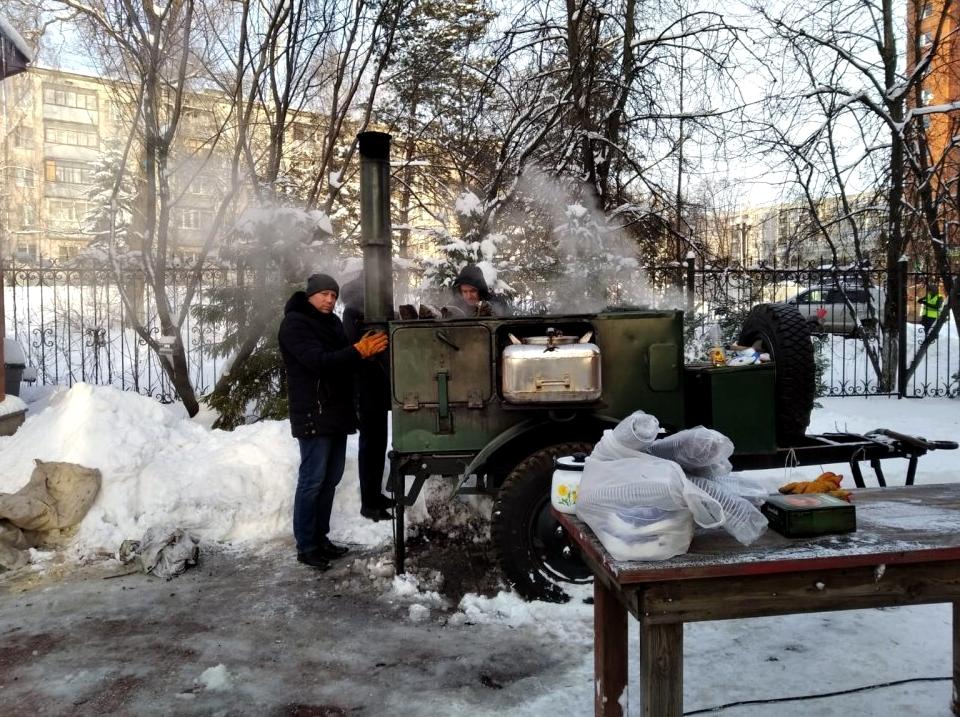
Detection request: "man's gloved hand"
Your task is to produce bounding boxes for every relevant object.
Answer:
[354,331,388,359]
[779,471,852,501]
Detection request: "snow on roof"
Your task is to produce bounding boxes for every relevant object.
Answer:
[0,14,33,63]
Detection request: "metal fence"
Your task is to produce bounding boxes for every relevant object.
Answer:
[3,265,233,402]
[3,260,958,402]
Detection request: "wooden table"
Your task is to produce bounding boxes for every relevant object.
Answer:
[555,484,960,716]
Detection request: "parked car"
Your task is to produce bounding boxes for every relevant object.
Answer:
[4,337,37,397]
[787,284,885,336]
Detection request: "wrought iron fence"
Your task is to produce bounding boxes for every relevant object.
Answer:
[3,264,234,402]
[3,260,958,401]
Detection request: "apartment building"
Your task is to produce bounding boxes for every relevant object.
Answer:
[0,66,234,263]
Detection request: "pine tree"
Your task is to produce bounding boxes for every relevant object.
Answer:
[195,203,343,429]
[78,140,140,265]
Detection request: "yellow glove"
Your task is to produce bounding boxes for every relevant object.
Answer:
[779,471,852,501]
[354,331,388,359]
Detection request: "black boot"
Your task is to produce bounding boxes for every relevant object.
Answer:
[297,550,331,571]
[318,538,349,560]
[360,506,393,522]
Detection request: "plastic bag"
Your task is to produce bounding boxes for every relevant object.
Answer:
[610,410,660,451]
[646,426,734,471]
[688,477,768,545]
[576,454,724,561]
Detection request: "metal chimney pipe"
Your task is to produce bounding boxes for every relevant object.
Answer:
[358,132,394,326]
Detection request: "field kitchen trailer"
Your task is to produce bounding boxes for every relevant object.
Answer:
[355,132,957,602]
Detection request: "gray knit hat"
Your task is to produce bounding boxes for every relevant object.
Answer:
[306,273,340,297]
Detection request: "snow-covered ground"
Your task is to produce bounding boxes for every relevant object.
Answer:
[0,386,958,715]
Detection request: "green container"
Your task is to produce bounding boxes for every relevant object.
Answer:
[761,494,857,538]
[684,363,777,454]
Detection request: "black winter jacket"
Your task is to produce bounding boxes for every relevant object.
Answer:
[340,278,391,413]
[278,291,361,438]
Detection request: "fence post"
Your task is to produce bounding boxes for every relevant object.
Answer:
[685,251,696,312]
[897,257,908,399]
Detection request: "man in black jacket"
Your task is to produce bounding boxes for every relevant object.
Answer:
[340,276,395,522]
[278,273,388,570]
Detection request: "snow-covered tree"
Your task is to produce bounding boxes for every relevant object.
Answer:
[77,141,140,265]
[422,191,514,301]
[196,203,343,429]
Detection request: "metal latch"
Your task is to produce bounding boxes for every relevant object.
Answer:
[402,392,420,410]
[467,388,483,409]
[436,370,452,433]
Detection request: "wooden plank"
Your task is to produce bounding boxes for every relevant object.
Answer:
[594,580,628,717]
[954,602,959,716]
[637,561,960,624]
[640,619,682,717]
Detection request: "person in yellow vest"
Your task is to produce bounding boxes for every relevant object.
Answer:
[917,282,944,334]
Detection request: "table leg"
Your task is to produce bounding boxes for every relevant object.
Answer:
[640,619,683,717]
[953,602,959,716]
[594,579,628,716]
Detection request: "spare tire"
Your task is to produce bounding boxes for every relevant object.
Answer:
[737,303,815,445]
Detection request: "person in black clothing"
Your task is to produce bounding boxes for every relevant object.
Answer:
[278,273,388,570]
[340,276,394,522]
[450,264,508,316]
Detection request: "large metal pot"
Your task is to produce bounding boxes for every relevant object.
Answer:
[502,329,601,403]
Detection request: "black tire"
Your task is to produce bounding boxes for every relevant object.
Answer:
[492,442,594,603]
[737,303,815,445]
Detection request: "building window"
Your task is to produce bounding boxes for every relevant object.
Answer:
[43,85,98,111]
[919,32,933,48]
[58,244,80,260]
[177,208,212,230]
[13,125,34,149]
[45,123,99,148]
[187,174,217,196]
[921,88,935,105]
[21,203,36,228]
[292,123,314,142]
[920,3,934,19]
[45,159,95,185]
[183,137,207,152]
[10,167,35,188]
[111,102,127,123]
[47,199,91,227]
[15,241,39,262]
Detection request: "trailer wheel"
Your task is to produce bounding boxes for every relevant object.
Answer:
[738,303,815,445]
[492,442,594,603]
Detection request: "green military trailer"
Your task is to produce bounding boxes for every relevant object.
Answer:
[355,132,956,602]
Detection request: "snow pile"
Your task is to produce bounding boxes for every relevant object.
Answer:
[0,395,27,417]
[454,586,593,638]
[0,384,392,559]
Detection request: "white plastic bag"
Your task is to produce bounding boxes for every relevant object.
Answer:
[576,454,725,561]
[688,477,768,545]
[646,426,735,472]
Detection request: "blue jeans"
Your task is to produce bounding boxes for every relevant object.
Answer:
[294,435,347,555]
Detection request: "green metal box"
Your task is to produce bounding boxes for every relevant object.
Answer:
[684,363,777,454]
[761,494,857,538]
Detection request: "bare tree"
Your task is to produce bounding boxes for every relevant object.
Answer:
[752,0,960,391]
